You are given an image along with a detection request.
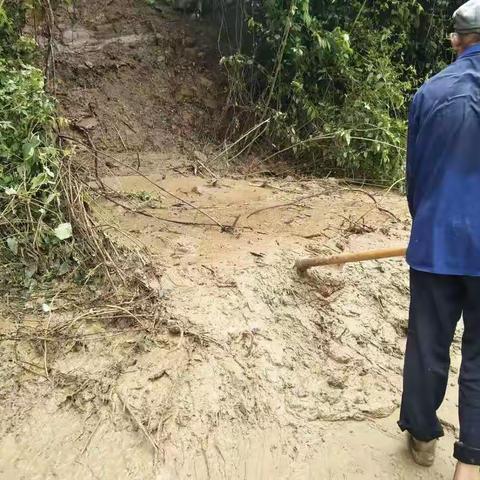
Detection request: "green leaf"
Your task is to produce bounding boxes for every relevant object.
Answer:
[6,237,18,255]
[54,223,73,241]
[22,135,40,160]
[57,261,70,276]
[30,172,48,190]
[345,131,351,146]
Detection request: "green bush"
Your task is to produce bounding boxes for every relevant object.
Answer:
[0,0,71,281]
[221,0,464,182]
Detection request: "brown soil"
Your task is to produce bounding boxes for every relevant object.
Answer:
[0,1,462,479]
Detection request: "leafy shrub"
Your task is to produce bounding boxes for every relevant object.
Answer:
[221,0,464,182]
[0,62,65,246]
[0,1,72,282]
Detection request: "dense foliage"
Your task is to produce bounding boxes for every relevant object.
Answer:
[222,0,464,182]
[0,0,72,282]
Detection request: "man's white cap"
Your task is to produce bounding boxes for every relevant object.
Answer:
[454,0,480,33]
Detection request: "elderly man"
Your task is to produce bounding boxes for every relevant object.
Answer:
[399,1,480,479]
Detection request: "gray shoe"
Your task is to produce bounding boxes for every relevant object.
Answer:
[409,435,437,467]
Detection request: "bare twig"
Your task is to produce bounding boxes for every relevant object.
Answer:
[78,129,105,190]
[79,417,103,457]
[246,191,326,220]
[15,361,49,379]
[117,392,159,454]
[248,181,303,195]
[299,232,331,240]
[57,155,123,283]
[121,118,137,133]
[343,187,400,222]
[112,123,128,151]
[209,117,271,164]
[231,214,241,230]
[245,186,399,224]
[101,193,217,227]
[194,152,218,180]
[60,135,226,229]
[257,133,338,166]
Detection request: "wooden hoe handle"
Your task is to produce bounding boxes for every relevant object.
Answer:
[295,247,407,272]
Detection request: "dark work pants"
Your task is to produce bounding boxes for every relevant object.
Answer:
[399,269,480,465]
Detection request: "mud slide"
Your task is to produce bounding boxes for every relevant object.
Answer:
[0,1,462,479]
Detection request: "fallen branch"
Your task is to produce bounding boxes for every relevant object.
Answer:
[343,187,401,222]
[245,187,400,223]
[193,151,218,179]
[74,127,105,191]
[378,206,401,222]
[299,232,331,240]
[248,181,303,195]
[102,193,218,227]
[60,135,226,229]
[246,191,326,219]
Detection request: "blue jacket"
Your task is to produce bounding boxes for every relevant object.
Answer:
[407,44,480,276]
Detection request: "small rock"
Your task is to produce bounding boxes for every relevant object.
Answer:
[167,324,182,336]
[76,116,98,130]
[328,345,351,364]
[327,375,346,389]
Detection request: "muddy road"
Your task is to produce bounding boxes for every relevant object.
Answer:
[0,1,462,478]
